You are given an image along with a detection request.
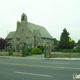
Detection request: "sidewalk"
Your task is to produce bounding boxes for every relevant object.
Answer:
[0,54,80,60]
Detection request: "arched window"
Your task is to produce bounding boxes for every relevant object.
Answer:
[22,16,24,21]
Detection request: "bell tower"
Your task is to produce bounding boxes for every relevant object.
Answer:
[21,13,27,23]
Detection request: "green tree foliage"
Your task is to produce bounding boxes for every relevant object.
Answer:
[77,40,80,46]
[58,28,76,50]
[0,38,7,49]
[62,46,80,53]
[53,38,59,45]
[40,45,44,53]
[23,48,30,56]
[69,40,76,49]
[53,38,59,51]
[59,28,69,49]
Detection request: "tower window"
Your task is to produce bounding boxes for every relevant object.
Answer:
[22,16,24,20]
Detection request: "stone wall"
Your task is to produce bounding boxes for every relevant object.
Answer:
[0,52,20,56]
[0,52,9,56]
[50,52,80,58]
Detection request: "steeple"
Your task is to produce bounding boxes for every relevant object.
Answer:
[21,13,27,22]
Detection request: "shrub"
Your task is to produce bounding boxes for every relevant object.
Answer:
[37,45,44,53]
[0,49,6,52]
[62,47,80,53]
[31,48,42,54]
[27,48,32,53]
[70,49,77,53]
[8,51,13,56]
[62,49,69,53]
[23,48,30,56]
[37,46,40,48]
[76,46,80,53]
[12,49,16,52]
[40,45,44,53]
[54,46,63,52]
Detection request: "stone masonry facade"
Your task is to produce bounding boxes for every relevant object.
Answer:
[6,13,54,51]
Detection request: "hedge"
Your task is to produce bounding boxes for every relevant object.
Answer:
[31,48,42,54]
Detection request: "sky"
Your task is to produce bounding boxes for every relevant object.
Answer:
[0,0,80,42]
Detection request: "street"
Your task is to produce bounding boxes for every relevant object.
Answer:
[0,58,80,80]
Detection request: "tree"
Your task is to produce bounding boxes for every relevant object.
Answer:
[58,28,75,50]
[76,40,80,46]
[69,40,76,49]
[0,38,7,49]
[53,38,59,46]
[53,38,59,51]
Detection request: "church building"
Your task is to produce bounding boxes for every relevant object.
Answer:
[6,13,54,50]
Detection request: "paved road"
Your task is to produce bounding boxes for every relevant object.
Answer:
[0,58,80,80]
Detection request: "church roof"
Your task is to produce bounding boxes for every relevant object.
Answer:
[6,31,15,39]
[6,22,53,39]
[27,22,53,39]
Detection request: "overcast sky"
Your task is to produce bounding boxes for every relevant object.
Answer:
[0,0,80,42]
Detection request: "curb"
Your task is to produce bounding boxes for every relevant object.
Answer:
[0,56,80,60]
[46,58,80,61]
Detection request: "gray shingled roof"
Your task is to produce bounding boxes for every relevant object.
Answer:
[6,22,53,39]
[6,31,15,39]
[27,22,53,39]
